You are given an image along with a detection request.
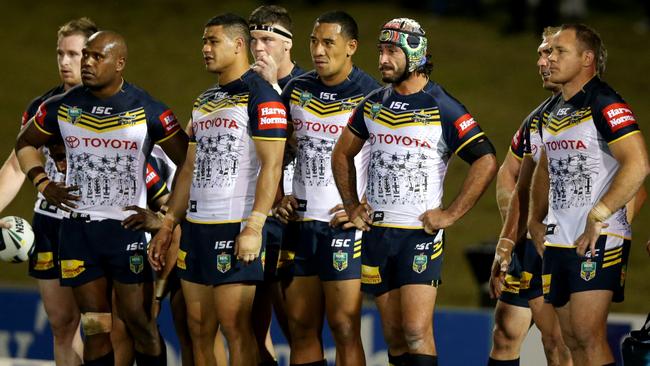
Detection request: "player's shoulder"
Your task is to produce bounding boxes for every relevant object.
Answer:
[348,66,382,93]
[422,81,468,115]
[284,70,318,91]
[122,81,165,106]
[25,85,65,113]
[242,70,281,99]
[589,78,628,109]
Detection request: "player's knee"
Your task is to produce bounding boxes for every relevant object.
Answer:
[328,316,358,344]
[381,321,405,348]
[49,311,80,340]
[80,312,112,336]
[402,321,431,351]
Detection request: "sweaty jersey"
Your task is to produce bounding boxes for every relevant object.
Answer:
[510,95,560,164]
[187,70,288,223]
[22,85,67,219]
[278,64,306,195]
[34,82,181,221]
[541,77,639,249]
[348,81,489,228]
[282,67,380,221]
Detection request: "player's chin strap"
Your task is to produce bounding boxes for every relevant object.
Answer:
[80,312,112,335]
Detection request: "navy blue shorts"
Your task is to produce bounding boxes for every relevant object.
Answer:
[293,221,362,281]
[361,226,443,296]
[499,239,530,308]
[58,217,152,287]
[28,213,62,280]
[519,239,543,301]
[177,221,265,286]
[542,236,630,307]
[264,217,297,281]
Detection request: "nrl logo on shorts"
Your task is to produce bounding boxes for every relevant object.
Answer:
[129,255,144,274]
[119,111,137,126]
[68,107,82,124]
[580,260,596,281]
[217,253,231,273]
[340,98,357,111]
[370,103,383,119]
[299,90,313,107]
[333,250,348,272]
[413,110,432,124]
[412,254,428,274]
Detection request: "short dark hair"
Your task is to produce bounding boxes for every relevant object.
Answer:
[205,13,250,46]
[561,23,607,76]
[57,17,97,40]
[315,11,358,40]
[249,5,293,32]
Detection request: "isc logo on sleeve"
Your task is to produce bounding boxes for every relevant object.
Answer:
[258,102,287,130]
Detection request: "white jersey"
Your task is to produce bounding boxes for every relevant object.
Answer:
[541,77,639,250]
[348,82,491,228]
[35,82,181,221]
[187,70,288,223]
[281,68,380,221]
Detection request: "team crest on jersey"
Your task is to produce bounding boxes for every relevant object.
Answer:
[68,107,82,124]
[333,251,348,271]
[412,254,428,273]
[299,90,313,107]
[120,111,137,126]
[370,103,383,119]
[129,255,144,274]
[217,253,231,273]
[580,260,596,281]
[413,110,433,124]
[340,98,357,111]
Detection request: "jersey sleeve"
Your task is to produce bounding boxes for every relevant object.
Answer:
[145,99,181,144]
[22,97,43,128]
[509,121,527,160]
[593,93,640,144]
[248,80,288,140]
[145,158,169,203]
[439,99,485,155]
[347,101,370,140]
[280,81,294,121]
[33,99,62,137]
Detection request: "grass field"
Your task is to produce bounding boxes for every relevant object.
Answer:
[0,0,648,312]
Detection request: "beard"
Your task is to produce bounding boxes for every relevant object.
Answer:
[380,65,410,84]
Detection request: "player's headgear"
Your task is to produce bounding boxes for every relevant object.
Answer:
[378,18,428,73]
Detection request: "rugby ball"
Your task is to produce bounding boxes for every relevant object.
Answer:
[0,216,35,263]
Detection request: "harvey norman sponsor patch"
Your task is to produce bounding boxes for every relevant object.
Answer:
[257,102,287,130]
[454,113,477,138]
[602,103,636,132]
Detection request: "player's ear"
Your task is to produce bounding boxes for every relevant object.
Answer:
[115,56,126,72]
[346,39,358,58]
[234,36,246,55]
[582,49,595,69]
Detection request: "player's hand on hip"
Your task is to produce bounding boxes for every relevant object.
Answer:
[488,238,515,299]
[344,202,372,231]
[41,182,80,211]
[122,205,162,232]
[235,226,262,264]
[528,220,547,256]
[575,218,608,258]
[329,203,357,229]
[147,218,174,272]
[419,208,454,234]
[274,195,298,223]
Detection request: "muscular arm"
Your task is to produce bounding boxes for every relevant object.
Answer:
[0,150,26,212]
[496,152,521,222]
[444,153,498,223]
[331,128,366,212]
[599,134,650,216]
[252,139,285,214]
[528,150,549,253]
[163,144,194,225]
[15,120,51,182]
[626,185,647,223]
[499,155,536,242]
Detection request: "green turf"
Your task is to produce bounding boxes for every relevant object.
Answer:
[1,0,648,312]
